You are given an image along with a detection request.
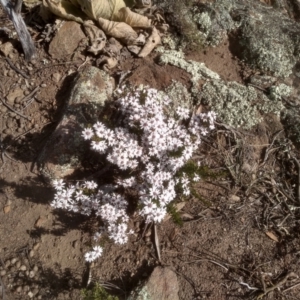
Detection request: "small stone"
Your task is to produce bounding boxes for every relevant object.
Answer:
[52,72,62,83]
[3,128,12,135]
[229,195,240,202]
[34,216,46,228]
[3,205,10,214]
[19,265,27,271]
[11,258,18,265]
[29,270,35,278]
[0,42,14,57]
[40,83,47,88]
[16,286,22,293]
[32,288,39,296]
[0,270,6,276]
[28,291,34,298]
[29,250,34,257]
[16,261,21,268]
[0,106,7,113]
[5,260,11,268]
[33,265,38,272]
[6,88,24,104]
[23,285,30,292]
[33,243,40,251]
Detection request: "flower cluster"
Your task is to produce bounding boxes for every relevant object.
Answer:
[52,86,216,262]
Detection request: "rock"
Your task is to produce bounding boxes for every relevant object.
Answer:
[48,22,86,59]
[3,205,10,214]
[37,66,115,179]
[6,88,24,104]
[128,267,179,300]
[34,216,46,228]
[19,265,27,271]
[33,243,40,251]
[0,41,14,57]
[52,72,62,83]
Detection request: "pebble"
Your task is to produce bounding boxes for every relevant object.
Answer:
[33,243,40,251]
[23,285,30,292]
[16,286,22,293]
[16,261,21,268]
[8,112,16,118]
[29,250,35,258]
[11,258,18,265]
[40,83,47,88]
[0,106,7,113]
[32,288,39,296]
[19,265,27,271]
[3,128,12,135]
[28,291,34,298]
[29,270,35,278]
[0,270,6,276]
[8,70,14,77]
[33,265,38,272]
[3,205,10,214]
[5,260,11,268]
[8,53,14,59]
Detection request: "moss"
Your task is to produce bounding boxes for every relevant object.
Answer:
[81,283,119,300]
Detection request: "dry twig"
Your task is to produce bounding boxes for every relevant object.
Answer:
[154,223,161,262]
[0,96,30,121]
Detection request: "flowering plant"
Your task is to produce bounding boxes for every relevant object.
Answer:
[52,85,216,262]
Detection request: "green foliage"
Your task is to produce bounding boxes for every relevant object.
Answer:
[180,160,228,180]
[190,188,212,207]
[82,283,119,300]
[166,203,183,226]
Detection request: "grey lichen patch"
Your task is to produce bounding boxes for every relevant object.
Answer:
[239,3,300,77]
[71,67,114,106]
[127,286,151,300]
[282,108,300,144]
[158,49,220,96]
[161,80,193,118]
[201,80,261,129]
[269,83,292,101]
[191,0,237,47]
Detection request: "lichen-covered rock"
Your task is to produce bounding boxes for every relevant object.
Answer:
[158,49,220,97]
[37,66,115,180]
[238,3,300,77]
[159,0,300,77]
[201,80,286,129]
[158,49,287,129]
[128,267,179,300]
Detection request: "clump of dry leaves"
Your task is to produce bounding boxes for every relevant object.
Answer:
[41,0,167,58]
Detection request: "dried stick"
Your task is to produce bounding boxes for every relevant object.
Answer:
[292,156,300,204]
[0,96,30,121]
[257,272,298,299]
[154,224,161,262]
[5,57,29,79]
[0,0,36,61]
[0,275,6,300]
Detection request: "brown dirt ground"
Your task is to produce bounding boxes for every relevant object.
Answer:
[1,3,300,300]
